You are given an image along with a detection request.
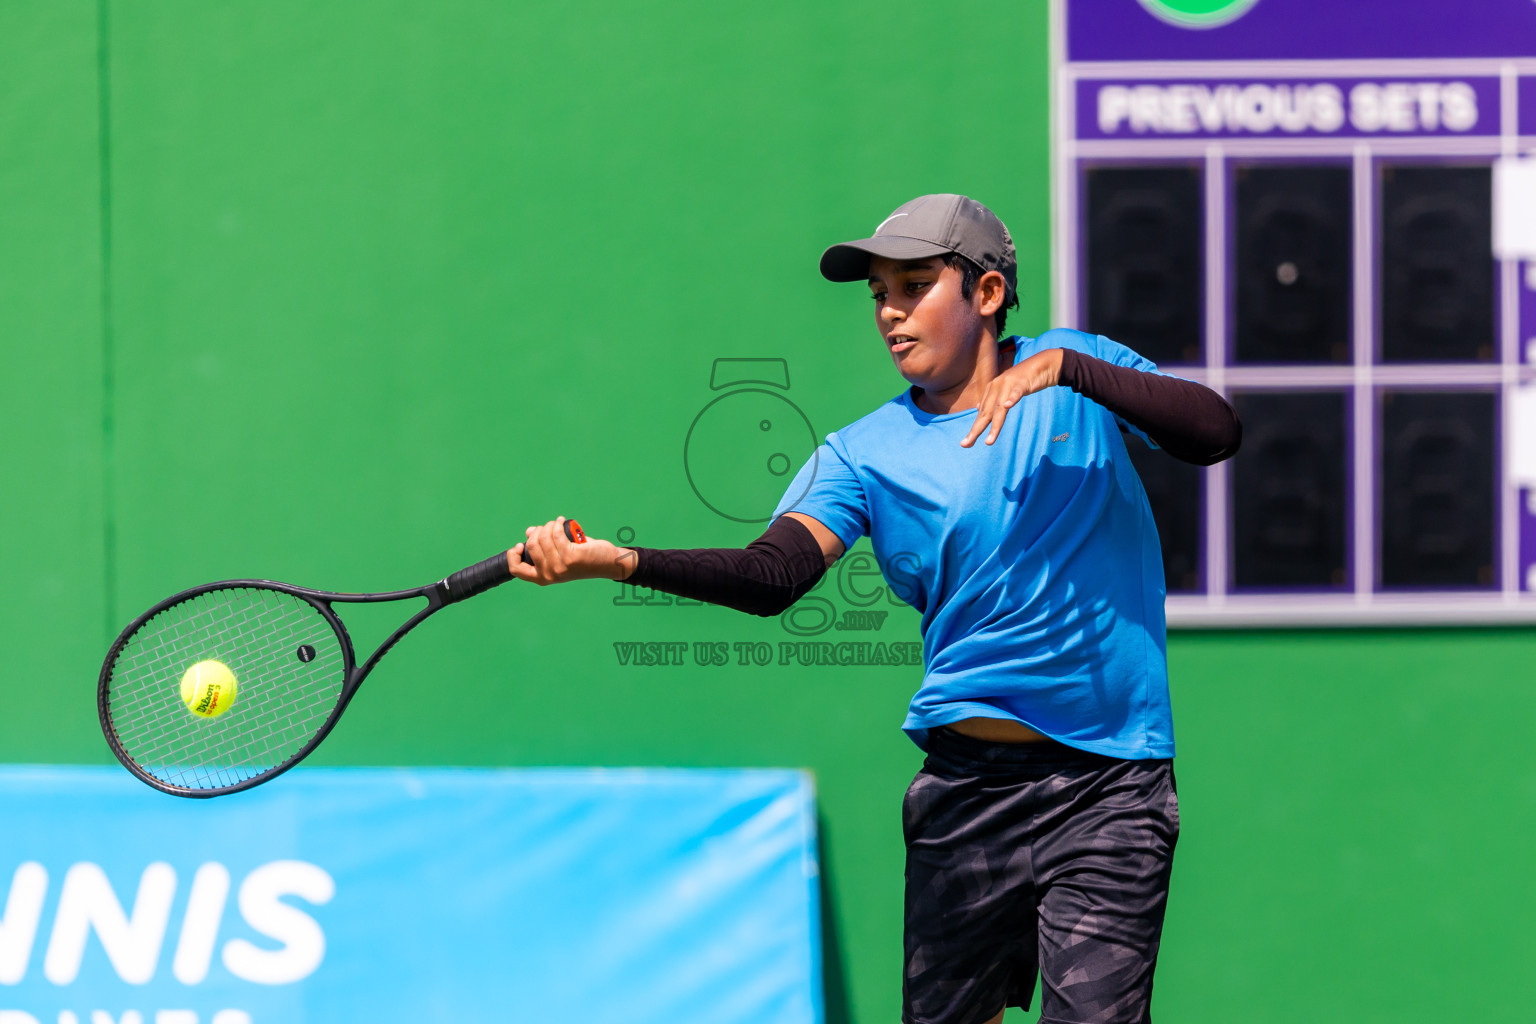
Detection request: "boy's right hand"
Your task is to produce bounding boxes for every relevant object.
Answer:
[509,517,636,586]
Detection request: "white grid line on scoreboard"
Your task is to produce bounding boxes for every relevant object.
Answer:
[1161,364,1532,388]
[1501,63,1520,152]
[1352,144,1376,602]
[1064,57,1536,80]
[1500,62,1522,601]
[1050,0,1071,329]
[1168,592,1536,627]
[1073,138,1517,160]
[1204,145,1229,602]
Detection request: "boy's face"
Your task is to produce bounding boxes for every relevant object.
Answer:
[867,255,987,386]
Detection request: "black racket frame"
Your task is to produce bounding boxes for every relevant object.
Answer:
[99,519,582,798]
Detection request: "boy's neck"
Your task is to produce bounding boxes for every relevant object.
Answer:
[911,333,1014,416]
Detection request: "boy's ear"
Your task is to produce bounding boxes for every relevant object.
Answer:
[975,270,1008,319]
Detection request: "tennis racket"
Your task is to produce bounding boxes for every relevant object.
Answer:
[98,518,586,798]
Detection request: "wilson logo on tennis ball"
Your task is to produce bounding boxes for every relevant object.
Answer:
[180,661,237,718]
[0,860,332,989]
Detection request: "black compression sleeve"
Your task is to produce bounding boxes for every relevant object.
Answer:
[1058,348,1242,466]
[622,515,829,618]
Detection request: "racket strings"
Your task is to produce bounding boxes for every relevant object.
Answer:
[105,587,347,792]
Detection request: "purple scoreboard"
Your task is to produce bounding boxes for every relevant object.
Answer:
[1053,0,1536,625]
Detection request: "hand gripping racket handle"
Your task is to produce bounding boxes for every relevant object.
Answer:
[520,518,586,564]
[440,519,586,605]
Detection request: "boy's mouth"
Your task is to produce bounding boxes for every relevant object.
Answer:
[888,334,917,353]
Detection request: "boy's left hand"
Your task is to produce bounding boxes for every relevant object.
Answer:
[961,348,1065,448]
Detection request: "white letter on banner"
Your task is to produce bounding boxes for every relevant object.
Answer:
[1193,85,1223,131]
[57,1013,78,1024]
[1130,85,1161,132]
[1312,84,1345,132]
[1350,83,1382,131]
[1098,86,1130,133]
[153,1012,196,1024]
[1416,83,1442,130]
[90,1014,142,1024]
[1442,82,1477,131]
[1164,85,1196,132]
[1273,85,1308,132]
[172,863,230,985]
[1382,83,1415,131]
[44,864,177,985]
[209,1013,251,1024]
[0,1012,41,1024]
[0,862,48,984]
[1237,84,1276,132]
[1216,84,1242,131]
[222,862,333,984]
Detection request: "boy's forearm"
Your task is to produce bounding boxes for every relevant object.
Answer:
[620,517,828,617]
[1057,348,1242,465]
[610,548,638,581]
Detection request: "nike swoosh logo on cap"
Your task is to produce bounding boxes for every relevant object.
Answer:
[874,212,908,233]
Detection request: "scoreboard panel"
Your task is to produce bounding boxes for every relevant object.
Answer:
[1052,0,1536,625]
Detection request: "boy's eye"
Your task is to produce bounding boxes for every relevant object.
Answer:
[871,291,887,303]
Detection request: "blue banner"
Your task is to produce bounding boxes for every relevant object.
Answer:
[0,767,821,1024]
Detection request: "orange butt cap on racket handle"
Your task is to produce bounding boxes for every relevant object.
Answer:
[519,518,586,565]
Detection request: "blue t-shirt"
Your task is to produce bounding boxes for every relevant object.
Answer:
[772,328,1173,759]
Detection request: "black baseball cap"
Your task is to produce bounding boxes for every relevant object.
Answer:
[819,194,1017,295]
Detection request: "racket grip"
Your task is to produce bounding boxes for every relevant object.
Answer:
[518,518,586,565]
[442,552,514,604]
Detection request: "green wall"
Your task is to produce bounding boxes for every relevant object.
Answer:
[2,3,1532,1022]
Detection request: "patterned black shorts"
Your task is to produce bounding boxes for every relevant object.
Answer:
[903,727,1179,1024]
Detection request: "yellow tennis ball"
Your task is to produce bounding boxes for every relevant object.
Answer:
[181,659,238,718]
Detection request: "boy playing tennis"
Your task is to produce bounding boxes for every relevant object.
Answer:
[511,194,1240,1024]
